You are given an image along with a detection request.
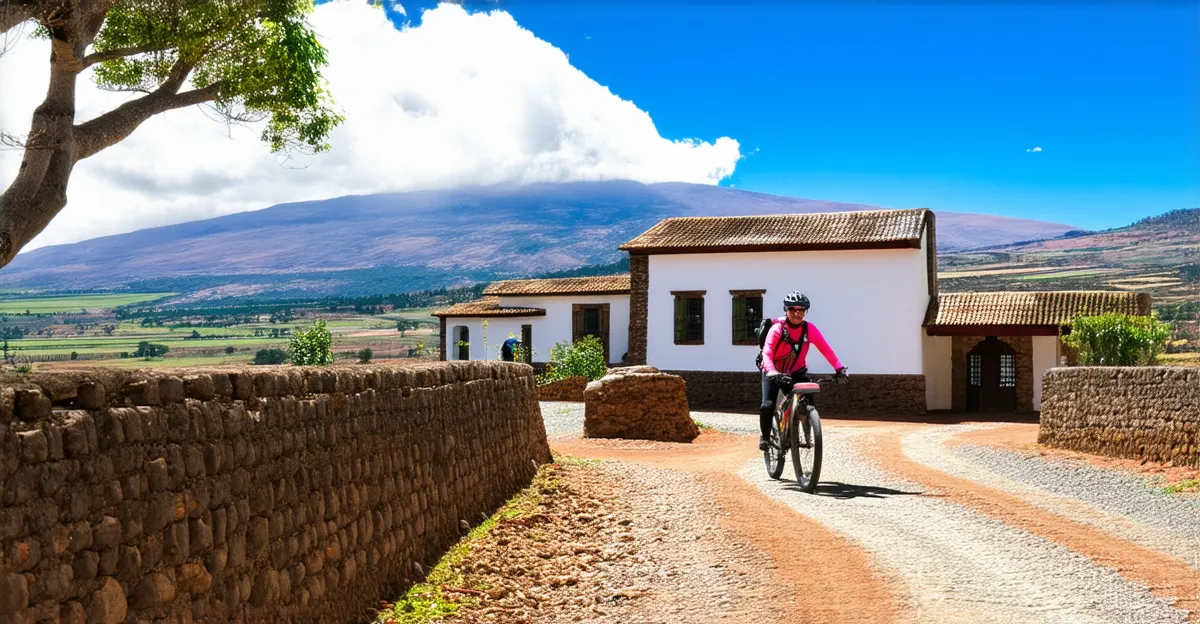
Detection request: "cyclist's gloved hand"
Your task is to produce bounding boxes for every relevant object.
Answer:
[834,366,850,385]
[777,374,793,388]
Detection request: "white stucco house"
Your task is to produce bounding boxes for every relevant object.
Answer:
[433,275,631,366]
[436,208,1149,415]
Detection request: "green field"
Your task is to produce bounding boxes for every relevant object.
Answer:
[0,293,173,313]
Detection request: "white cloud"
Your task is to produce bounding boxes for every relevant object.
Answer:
[1026,146,1043,153]
[0,1,741,250]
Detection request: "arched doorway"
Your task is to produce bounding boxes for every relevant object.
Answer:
[966,336,1017,412]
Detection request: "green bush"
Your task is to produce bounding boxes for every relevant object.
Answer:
[537,335,607,385]
[288,320,334,366]
[1061,313,1173,366]
[254,348,289,365]
[224,346,236,355]
[357,348,373,364]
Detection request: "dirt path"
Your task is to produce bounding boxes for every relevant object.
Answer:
[552,433,906,624]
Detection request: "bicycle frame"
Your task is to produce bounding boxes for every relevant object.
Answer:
[776,382,820,443]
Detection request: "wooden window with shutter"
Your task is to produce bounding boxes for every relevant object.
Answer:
[730,289,765,345]
[672,291,705,345]
[572,303,611,362]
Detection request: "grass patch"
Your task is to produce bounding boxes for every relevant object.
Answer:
[0,292,173,313]
[1162,478,1200,494]
[376,462,561,623]
[551,453,600,466]
[694,420,715,431]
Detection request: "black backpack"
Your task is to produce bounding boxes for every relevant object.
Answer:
[755,318,807,372]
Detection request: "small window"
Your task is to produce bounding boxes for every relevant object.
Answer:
[968,354,982,387]
[672,291,705,345]
[999,354,1016,387]
[731,290,765,345]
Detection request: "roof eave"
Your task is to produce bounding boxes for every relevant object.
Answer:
[618,238,922,255]
[923,324,1066,337]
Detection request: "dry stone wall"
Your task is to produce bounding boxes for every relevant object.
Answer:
[1039,367,1199,467]
[0,362,551,623]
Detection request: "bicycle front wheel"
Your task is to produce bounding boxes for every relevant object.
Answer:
[763,402,786,480]
[790,403,823,493]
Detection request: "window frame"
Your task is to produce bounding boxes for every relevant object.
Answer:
[672,290,706,346]
[730,289,766,346]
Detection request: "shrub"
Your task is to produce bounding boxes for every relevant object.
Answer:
[254,348,289,365]
[288,320,334,366]
[537,335,607,385]
[69,351,78,360]
[1061,313,1173,366]
[224,346,236,355]
[358,348,373,364]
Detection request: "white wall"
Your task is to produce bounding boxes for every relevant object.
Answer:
[496,294,631,364]
[444,294,630,364]
[922,334,953,410]
[1032,335,1060,411]
[646,243,930,374]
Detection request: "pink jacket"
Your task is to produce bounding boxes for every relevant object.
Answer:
[761,318,843,375]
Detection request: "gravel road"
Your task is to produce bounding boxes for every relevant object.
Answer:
[539,402,1198,623]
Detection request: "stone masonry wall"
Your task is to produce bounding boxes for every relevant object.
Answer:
[627,254,649,366]
[1039,367,1199,467]
[0,362,551,624]
[666,371,926,416]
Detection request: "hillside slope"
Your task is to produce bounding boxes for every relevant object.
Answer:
[0,180,1080,297]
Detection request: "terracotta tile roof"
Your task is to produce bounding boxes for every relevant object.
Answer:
[431,298,546,318]
[924,291,1151,329]
[483,274,631,296]
[619,208,931,254]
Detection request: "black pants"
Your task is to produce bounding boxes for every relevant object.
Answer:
[760,370,812,439]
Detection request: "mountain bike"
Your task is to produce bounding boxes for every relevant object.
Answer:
[762,375,835,492]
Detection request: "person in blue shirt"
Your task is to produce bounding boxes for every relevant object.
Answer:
[500,337,521,362]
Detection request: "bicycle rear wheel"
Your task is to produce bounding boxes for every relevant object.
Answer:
[763,401,786,479]
[790,403,823,493]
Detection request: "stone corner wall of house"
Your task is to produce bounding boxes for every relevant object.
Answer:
[665,371,926,416]
[0,361,550,624]
[1039,366,1199,467]
[626,255,649,366]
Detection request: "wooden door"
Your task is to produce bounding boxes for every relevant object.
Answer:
[966,337,1016,412]
[572,304,611,363]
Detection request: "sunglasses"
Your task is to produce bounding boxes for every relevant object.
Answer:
[786,307,807,313]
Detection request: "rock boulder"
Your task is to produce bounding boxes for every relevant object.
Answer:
[583,369,698,442]
[536,376,588,402]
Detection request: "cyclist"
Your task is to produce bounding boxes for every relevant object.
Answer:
[759,291,849,450]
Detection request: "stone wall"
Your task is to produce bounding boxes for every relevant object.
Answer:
[536,377,587,402]
[1039,367,1199,467]
[627,254,649,366]
[0,362,551,624]
[951,335,1034,413]
[665,371,926,416]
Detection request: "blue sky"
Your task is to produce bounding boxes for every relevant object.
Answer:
[395,1,1198,230]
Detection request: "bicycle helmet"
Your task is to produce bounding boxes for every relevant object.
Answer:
[783,291,810,310]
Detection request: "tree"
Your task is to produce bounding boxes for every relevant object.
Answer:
[396,320,418,336]
[133,341,169,358]
[0,0,342,268]
[223,345,236,354]
[1061,313,1173,366]
[357,347,372,364]
[287,319,333,365]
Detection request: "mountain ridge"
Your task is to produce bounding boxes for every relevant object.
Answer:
[2,180,1083,298]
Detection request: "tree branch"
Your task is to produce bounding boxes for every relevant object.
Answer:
[73,80,223,161]
[82,43,172,67]
[0,0,38,35]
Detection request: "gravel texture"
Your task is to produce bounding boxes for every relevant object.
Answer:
[915,425,1200,571]
[540,401,586,439]
[422,460,786,624]
[739,427,1189,624]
